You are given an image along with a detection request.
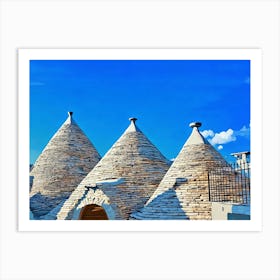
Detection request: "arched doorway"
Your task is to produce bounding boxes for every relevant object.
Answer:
[79,204,109,220]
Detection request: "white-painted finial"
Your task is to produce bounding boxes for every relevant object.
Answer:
[185,121,207,145]
[129,117,137,124]
[66,111,73,124]
[189,122,202,128]
[125,117,139,133]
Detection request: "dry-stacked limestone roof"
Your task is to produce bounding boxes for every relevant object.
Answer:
[131,122,230,220]
[57,118,171,220]
[30,112,101,218]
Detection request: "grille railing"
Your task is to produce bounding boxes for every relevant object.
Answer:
[208,162,250,204]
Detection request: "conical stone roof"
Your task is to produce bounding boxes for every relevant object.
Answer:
[30,112,101,218]
[131,122,230,220]
[57,118,171,220]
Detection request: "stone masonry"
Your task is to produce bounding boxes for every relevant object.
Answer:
[131,122,231,220]
[30,112,101,218]
[57,118,171,220]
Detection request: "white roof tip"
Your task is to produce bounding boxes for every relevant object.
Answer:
[125,117,139,133]
[189,122,202,128]
[185,121,208,145]
[65,111,75,124]
[129,117,137,124]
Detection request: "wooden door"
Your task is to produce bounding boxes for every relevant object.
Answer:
[79,204,108,220]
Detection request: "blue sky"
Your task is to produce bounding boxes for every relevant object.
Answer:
[30,60,250,164]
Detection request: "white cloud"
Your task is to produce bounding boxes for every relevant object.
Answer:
[209,129,236,145]
[234,125,250,138]
[201,130,214,138]
[201,125,250,148]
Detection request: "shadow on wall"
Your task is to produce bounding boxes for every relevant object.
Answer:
[30,193,68,219]
[131,188,189,220]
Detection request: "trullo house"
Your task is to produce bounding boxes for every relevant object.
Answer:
[30,112,101,219]
[57,117,171,220]
[131,122,231,220]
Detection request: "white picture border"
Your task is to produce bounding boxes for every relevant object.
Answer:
[18,48,262,232]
